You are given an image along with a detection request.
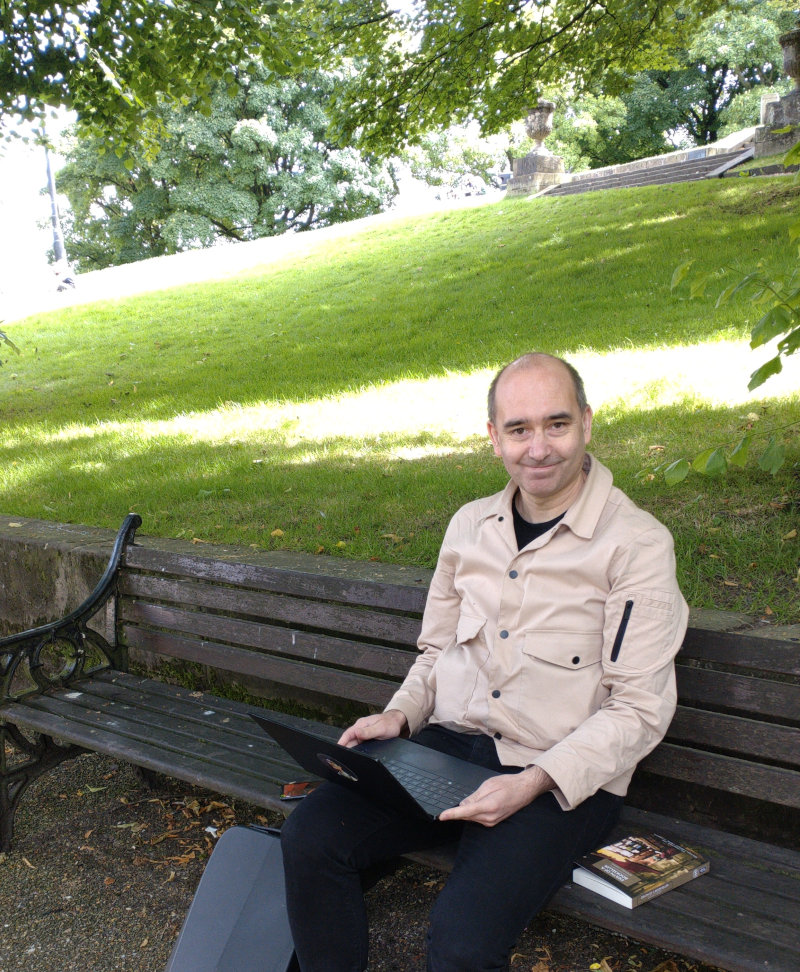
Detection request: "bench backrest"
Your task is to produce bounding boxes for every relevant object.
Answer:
[117,541,800,822]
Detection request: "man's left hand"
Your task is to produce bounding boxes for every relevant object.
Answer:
[438,765,555,827]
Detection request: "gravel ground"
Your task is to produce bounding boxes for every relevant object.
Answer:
[0,752,725,972]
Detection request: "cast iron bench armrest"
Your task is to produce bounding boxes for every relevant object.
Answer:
[0,514,142,702]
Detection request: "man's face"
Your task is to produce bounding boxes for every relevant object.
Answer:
[487,360,592,513]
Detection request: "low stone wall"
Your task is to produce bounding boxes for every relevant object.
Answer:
[1,515,798,644]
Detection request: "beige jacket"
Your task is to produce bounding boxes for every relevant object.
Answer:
[387,456,688,810]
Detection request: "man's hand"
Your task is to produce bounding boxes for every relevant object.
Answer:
[438,765,555,827]
[338,709,409,748]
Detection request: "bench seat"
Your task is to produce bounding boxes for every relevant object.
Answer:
[5,668,800,972]
[2,514,799,972]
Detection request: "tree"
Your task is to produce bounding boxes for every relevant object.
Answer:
[546,79,688,171]
[329,0,726,151]
[542,1,793,171]
[2,0,725,153]
[649,0,791,145]
[56,64,397,272]
[0,0,303,148]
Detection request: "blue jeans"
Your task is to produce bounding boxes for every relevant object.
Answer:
[281,725,622,972]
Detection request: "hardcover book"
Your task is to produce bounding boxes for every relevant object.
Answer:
[572,832,710,908]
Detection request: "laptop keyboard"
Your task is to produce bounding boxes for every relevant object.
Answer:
[383,759,469,812]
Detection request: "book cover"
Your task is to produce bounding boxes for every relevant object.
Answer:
[572,832,710,908]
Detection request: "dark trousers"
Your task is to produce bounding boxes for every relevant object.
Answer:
[281,725,622,972]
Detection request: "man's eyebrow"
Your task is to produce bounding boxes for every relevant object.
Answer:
[501,411,574,429]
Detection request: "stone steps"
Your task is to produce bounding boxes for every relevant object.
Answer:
[544,148,753,197]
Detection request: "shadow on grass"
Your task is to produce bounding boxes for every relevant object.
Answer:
[2,395,798,620]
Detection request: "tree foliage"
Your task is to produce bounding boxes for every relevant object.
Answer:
[56,64,397,272]
[330,0,726,151]
[0,0,303,148]
[543,0,792,171]
[650,0,790,145]
[1,0,727,152]
[645,142,800,485]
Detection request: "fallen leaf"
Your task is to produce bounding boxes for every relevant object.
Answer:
[783,529,797,540]
[104,877,116,886]
[21,857,36,870]
[270,528,284,538]
[723,580,739,587]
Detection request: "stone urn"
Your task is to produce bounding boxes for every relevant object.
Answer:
[524,100,556,154]
[780,27,800,89]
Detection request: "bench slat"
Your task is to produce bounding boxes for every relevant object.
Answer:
[120,573,423,646]
[122,624,397,708]
[680,627,800,676]
[120,600,414,678]
[640,742,800,809]
[675,665,800,722]
[667,705,800,767]
[125,546,429,614]
[6,687,298,782]
[2,696,289,810]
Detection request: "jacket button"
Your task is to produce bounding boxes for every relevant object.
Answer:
[499,630,509,639]
[498,516,505,522]
[492,690,501,698]
[572,656,581,665]
[494,731,502,740]
[509,570,518,579]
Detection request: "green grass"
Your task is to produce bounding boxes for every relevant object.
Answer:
[2,177,799,622]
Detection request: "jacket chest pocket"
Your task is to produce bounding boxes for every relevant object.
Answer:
[522,631,603,672]
[516,631,605,742]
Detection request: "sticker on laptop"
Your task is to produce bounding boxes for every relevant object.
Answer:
[318,753,359,782]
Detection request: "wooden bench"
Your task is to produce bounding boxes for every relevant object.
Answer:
[1,514,799,972]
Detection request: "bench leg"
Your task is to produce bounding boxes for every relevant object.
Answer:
[0,723,84,852]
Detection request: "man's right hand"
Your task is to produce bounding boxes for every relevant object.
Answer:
[338,709,408,748]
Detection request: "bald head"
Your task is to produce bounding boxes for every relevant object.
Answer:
[487,353,588,424]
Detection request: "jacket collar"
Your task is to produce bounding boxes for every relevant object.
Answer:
[479,454,614,540]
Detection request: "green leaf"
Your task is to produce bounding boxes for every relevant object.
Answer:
[784,139,800,167]
[750,304,794,350]
[663,458,690,485]
[689,273,711,299]
[670,260,694,292]
[728,435,751,469]
[714,281,739,308]
[758,436,786,476]
[747,355,783,390]
[691,448,727,477]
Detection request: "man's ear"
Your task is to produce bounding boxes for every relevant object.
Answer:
[487,420,502,457]
[583,406,593,445]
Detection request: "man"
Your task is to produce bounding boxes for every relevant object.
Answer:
[281,352,688,972]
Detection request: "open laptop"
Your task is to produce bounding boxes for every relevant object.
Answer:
[251,713,499,821]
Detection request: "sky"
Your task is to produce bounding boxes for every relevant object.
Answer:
[0,120,70,313]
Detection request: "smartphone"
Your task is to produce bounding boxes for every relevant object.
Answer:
[280,780,321,801]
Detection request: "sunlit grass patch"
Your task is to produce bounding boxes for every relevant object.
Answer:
[2,177,799,621]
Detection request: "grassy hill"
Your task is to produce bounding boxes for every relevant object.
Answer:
[2,176,799,621]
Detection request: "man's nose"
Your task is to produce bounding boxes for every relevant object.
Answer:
[527,430,549,459]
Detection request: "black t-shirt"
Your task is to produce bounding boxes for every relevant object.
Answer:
[512,494,566,549]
